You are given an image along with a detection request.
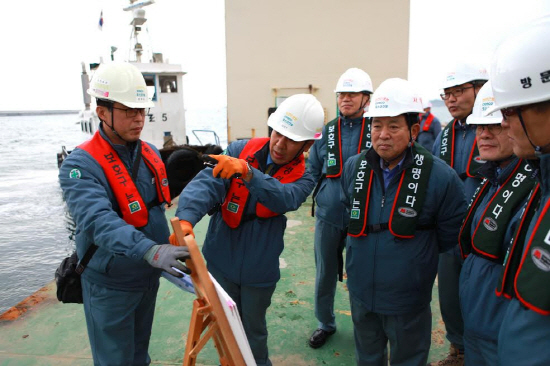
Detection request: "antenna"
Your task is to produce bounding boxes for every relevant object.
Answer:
[124,1,155,62]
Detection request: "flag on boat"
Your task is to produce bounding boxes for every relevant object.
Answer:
[98,10,104,30]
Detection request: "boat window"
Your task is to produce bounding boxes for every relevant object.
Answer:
[143,74,157,101]
[160,75,177,93]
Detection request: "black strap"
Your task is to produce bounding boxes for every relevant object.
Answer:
[75,244,99,274]
[311,174,326,217]
[458,172,468,180]
[365,223,436,234]
[131,144,142,181]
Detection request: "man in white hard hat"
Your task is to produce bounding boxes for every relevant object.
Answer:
[430,61,488,366]
[59,62,190,365]
[340,78,466,365]
[307,67,373,348]
[416,99,442,151]
[458,81,537,365]
[170,94,324,366]
[483,15,550,366]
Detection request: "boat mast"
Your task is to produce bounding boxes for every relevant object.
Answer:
[124,0,155,62]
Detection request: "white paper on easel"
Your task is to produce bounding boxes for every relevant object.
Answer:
[209,273,257,366]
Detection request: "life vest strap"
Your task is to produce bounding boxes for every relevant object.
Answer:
[365,223,435,234]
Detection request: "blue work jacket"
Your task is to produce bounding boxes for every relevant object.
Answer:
[340,147,467,315]
[176,139,315,287]
[459,158,528,341]
[433,120,482,199]
[308,115,366,229]
[58,125,168,291]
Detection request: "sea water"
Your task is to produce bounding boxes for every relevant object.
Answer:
[0,110,227,314]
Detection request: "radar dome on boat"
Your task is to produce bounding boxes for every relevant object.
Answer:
[87,62,154,108]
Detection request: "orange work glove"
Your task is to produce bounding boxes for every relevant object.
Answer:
[168,220,194,246]
[209,155,248,180]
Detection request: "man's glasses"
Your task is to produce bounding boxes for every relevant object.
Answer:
[440,86,474,100]
[112,106,149,118]
[337,92,364,99]
[475,124,503,135]
[501,106,528,120]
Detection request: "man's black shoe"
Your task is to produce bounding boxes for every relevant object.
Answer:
[308,328,336,349]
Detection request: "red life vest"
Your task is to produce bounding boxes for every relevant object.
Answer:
[221,137,305,228]
[79,131,171,228]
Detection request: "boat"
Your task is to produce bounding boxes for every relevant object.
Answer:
[57,0,223,198]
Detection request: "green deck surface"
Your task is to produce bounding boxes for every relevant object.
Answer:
[0,197,449,365]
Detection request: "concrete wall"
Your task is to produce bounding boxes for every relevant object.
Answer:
[225,0,410,141]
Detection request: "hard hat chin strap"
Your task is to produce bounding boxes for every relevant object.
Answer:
[518,109,550,157]
[290,141,310,163]
[341,94,369,119]
[355,94,369,118]
[103,106,131,144]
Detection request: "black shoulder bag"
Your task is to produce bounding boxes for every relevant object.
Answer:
[55,244,98,304]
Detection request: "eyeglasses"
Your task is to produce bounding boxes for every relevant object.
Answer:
[112,106,149,118]
[475,124,503,135]
[440,86,474,100]
[337,92,365,99]
[501,106,530,120]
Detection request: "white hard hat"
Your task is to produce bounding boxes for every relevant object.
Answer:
[87,62,154,108]
[267,94,324,141]
[423,99,432,109]
[442,61,489,89]
[364,78,425,118]
[467,81,503,125]
[486,14,550,115]
[334,68,373,93]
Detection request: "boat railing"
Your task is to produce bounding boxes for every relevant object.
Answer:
[192,130,221,147]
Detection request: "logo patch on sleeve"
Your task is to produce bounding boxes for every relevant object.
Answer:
[69,169,81,179]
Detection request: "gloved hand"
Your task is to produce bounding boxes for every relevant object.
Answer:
[144,244,191,277]
[168,220,194,245]
[209,155,248,179]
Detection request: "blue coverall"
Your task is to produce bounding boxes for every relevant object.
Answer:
[340,147,467,365]
[432,121,482,350]
[59,125,169,366]
[308,115,365,332]
[498,155,550,366]
[176,139,315,366]
[459,158,531,365]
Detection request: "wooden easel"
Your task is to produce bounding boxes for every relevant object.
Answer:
[170,218,251,366]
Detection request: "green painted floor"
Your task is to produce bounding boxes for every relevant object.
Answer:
[0,197,449,365]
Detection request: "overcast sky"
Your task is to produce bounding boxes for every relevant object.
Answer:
[1,0,549,112]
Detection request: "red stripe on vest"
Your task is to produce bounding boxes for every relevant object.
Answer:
[222,138,305,229]
[79,131,171,227]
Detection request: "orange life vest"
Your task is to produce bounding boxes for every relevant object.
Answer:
[79,131,171,228]
[221,137,305,228]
